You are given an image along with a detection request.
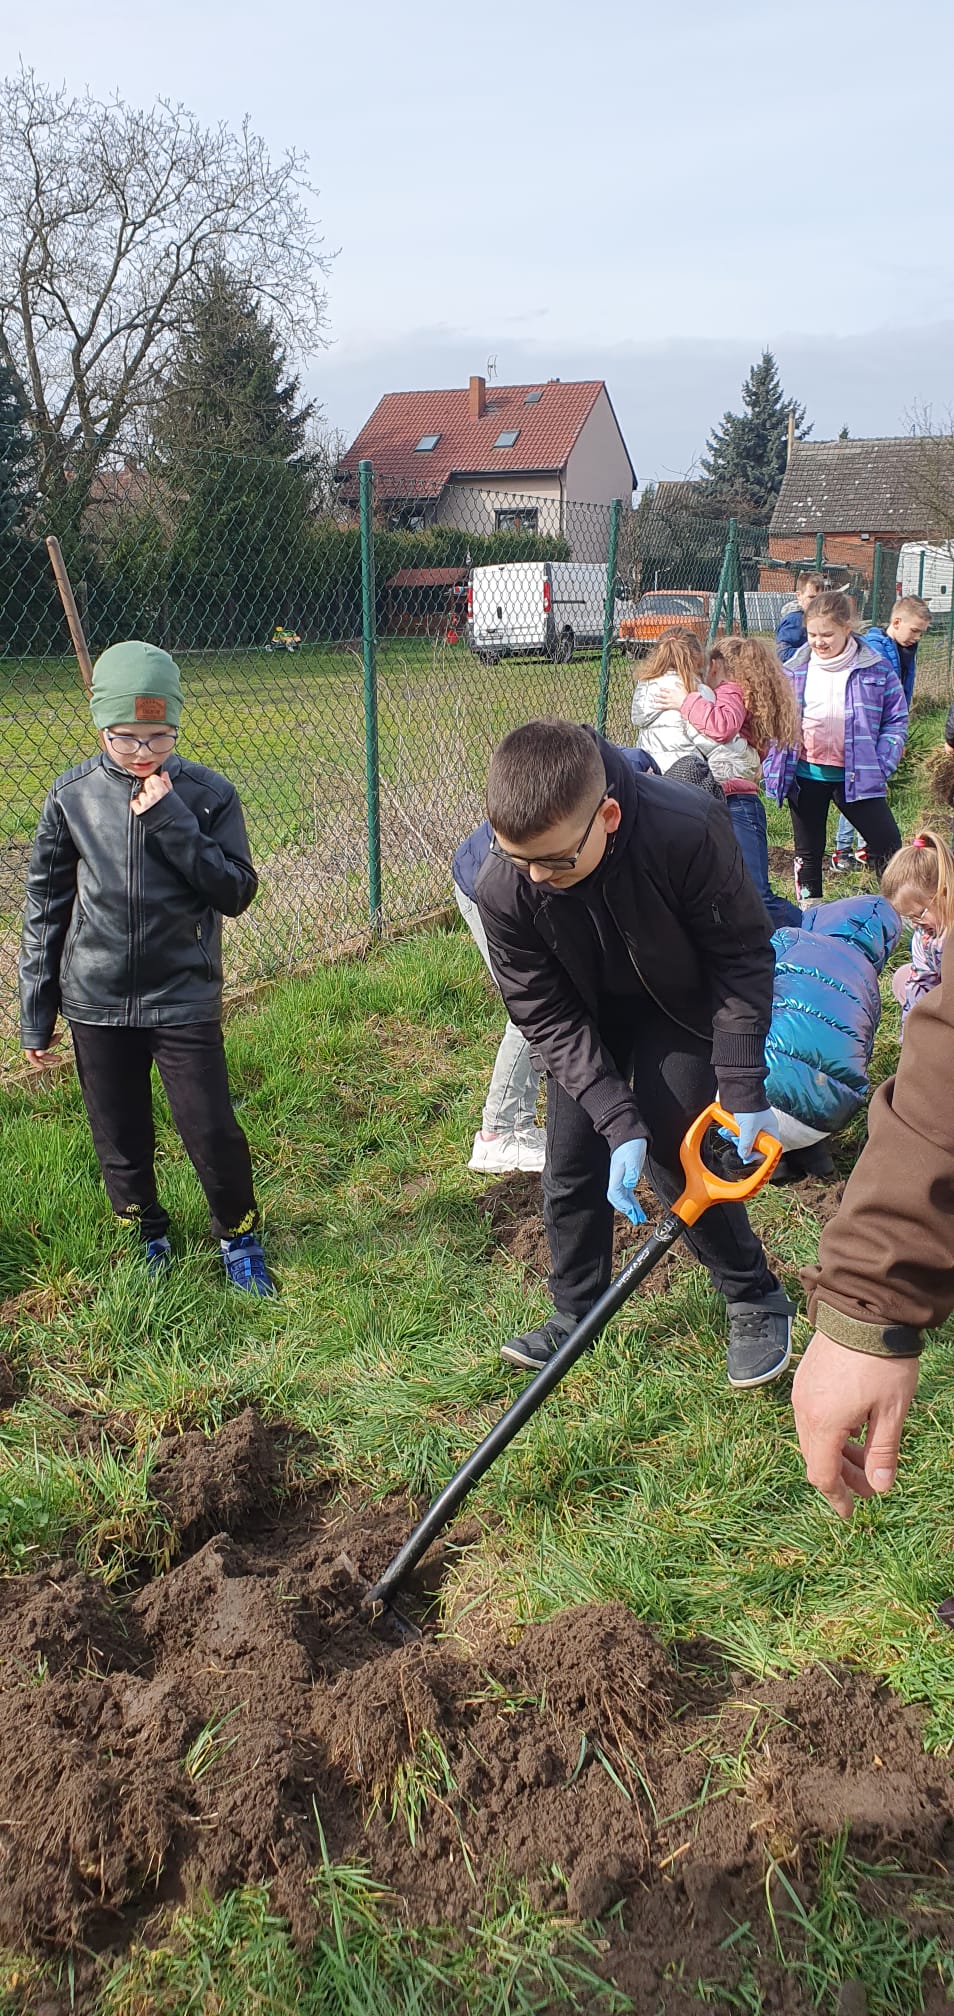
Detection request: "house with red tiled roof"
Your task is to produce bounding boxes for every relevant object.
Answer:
[338,375,636,558]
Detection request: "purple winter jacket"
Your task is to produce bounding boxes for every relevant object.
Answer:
[762,641,908,805]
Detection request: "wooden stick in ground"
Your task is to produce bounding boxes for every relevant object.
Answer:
[45,536,93,691]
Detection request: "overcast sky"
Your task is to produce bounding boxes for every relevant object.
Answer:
[6,0,953,483]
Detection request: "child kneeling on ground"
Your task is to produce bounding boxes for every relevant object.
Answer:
[762,895,900,1182]
[19,640,275,1293]
[474,718,794,1391]
[880,829,954,1037]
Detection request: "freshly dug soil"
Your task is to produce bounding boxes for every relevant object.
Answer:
[481,1158,851,1290]
[0,1412,950,2013]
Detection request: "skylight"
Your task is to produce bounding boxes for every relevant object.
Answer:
[494,428,519,448]
[524,390,542,405]
[415,433,440,451]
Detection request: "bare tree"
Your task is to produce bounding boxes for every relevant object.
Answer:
[0,67,331,522]
[906,404,954,549]
[306,420,348,517]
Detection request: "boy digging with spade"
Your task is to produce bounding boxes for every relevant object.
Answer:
[474,719,793,1388]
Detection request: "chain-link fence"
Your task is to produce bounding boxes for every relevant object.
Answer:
[1,454,952,1064]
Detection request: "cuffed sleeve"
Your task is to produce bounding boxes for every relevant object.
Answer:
[802,938,954,1349]
[477,888,647,1148]
[136,783,258,916]
[19,790,79,1049]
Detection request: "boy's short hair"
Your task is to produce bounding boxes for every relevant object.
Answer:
[892,595,931,623]
[797,572,826,594]
[486,718,607,843]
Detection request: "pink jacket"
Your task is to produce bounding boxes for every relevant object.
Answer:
[680,681,761,792]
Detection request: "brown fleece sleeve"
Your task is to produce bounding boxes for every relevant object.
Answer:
[802,937,954,1355]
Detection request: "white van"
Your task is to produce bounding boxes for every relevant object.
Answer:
[896,542,953,616]
[467,560,635,662]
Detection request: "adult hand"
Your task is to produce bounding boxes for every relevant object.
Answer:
[607,1139,648,1225]
[130,770,173,816]
[726,1108,781,1166]
[792,1329,920,1518]
[25,1029,65,1069]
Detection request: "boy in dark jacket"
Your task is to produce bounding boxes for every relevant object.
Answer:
[20,640,274,1293]
[776,571,827,663]
[475,718,794,1389]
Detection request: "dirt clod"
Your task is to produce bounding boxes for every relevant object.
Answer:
[148,1404,281,1552]
[0,1411,949,2014]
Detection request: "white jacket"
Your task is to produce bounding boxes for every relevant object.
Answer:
[630,676,761,786]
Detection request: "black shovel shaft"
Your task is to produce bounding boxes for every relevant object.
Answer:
[363,1212,681,1614]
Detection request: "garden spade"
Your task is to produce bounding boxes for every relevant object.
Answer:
[363,1103,781,1630]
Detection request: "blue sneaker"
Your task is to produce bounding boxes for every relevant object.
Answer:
[221,1232,276,1296]
[144,1235,172,1276]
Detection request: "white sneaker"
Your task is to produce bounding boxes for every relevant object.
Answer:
[468,1128,547,1174]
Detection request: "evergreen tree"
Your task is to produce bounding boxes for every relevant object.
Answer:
[700,351,810,523]
[0,347,49,652]
[158,260,314,462]
[0,349,37,540]
[154,264,317,645]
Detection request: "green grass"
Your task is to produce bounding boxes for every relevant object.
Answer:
[0,638,613,848]
[0,695,952,2009]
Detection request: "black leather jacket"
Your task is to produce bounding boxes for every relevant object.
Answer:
[475,736,774,1151]
[19,752,257,1048]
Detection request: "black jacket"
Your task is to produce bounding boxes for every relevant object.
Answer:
[475,736,774,1150]
[20,752,257,1048]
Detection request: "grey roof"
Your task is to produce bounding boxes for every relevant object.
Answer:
[651,479,704,512]
[771,438,931,537]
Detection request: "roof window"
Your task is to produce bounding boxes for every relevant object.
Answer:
[415,433,440,451]
[494,428,519,448]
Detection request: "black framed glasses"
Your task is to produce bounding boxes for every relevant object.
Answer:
[490,793,608,873]
[105,729,178,755]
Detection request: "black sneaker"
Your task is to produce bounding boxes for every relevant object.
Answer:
[500,1312,576,1371]
[770,1142,835,1185]
[725,1288,795,1390]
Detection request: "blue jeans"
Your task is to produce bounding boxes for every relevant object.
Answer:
[835,811,859,854]
[728,794,802,930]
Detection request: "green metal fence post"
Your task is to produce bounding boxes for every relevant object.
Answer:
[733,520,749,635]
[359,459,382,931]
[815,533,824,573]
[709,526,732,644]
[596,498,623,734]
[870,542,883,623]
[917,548,925,597]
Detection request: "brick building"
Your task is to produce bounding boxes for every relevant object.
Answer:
[763,437,932,591]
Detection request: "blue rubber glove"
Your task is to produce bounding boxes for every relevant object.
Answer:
[607,1138,648,1225]
[724,1108,781,1166]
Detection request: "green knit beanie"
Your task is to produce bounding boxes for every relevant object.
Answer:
[90,641,183,731]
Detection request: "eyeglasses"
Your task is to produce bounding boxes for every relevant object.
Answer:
[490,794,608,873]
[106,730,178,755]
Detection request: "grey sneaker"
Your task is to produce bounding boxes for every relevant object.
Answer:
[725,1288,795,1390]
[500,1311,575,1371]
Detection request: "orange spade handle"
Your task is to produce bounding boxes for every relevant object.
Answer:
[671,1101,782,1227]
